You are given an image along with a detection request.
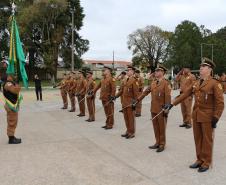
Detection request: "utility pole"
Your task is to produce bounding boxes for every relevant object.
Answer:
[201,44,203,61]
[112,50,115,70]
[201,43,214,62]
[71,8,75,71]
[211,44,214,62]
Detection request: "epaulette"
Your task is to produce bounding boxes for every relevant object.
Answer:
[6,82,13,86]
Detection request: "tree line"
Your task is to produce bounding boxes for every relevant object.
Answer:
[0,0,89,82]
[128,20,226,74]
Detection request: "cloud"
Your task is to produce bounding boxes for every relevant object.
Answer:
[79,0,226,60]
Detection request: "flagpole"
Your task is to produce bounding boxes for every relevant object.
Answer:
[11,2,19,82]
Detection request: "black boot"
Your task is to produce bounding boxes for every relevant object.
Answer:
[179,123,187,127]
[8,136,22,144]
[148,144,159,149]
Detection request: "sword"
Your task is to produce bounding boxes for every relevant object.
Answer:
[107,102,136,118]
[95,99,114,114]
[211,129,215,169]
[78,96,86,104]
[118,103,134,112]
[151,109,164,121]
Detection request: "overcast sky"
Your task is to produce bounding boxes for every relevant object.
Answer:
[79,0,226,61]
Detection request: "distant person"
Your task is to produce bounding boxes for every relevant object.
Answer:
[175,67,196,129]
[34,74,42,101]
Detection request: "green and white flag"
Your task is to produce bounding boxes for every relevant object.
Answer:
[7,16,28,88]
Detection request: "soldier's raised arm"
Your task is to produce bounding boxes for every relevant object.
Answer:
[172,83,193,106]
[93,81,101,94]
[137,84,152,102]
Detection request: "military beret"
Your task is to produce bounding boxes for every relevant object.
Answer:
[155,64,168,72]
[200,57,216,68]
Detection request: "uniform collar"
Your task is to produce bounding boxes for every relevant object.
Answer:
[199,76,212,88]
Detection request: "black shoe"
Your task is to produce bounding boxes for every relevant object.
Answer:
[156,147,164,152]
[179,123,187,127]
[119,110,123,113]
[105,127,113,130]
[185,124,192,129]
[8,136,22,144]
[121,133,128,137]
[85,119,90,122]
[126,134,135,139]
[69,110,75,112]
[102,126,107,129]
[77,114,85,117]
[61,107,67,109]
[135,114,141,117]
[189,163,202,169]
[198,166,209,173]
[87,119,95,122]
[148,144,159,149]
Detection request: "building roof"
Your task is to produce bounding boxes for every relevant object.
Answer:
[84,60,131,67]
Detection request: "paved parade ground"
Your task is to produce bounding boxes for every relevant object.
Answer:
[0,89,226,185]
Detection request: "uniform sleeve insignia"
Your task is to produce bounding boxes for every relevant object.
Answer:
[7,82,13,86]
[218,83,223,90]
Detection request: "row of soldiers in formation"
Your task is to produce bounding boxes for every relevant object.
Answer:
[56,57,224,173]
